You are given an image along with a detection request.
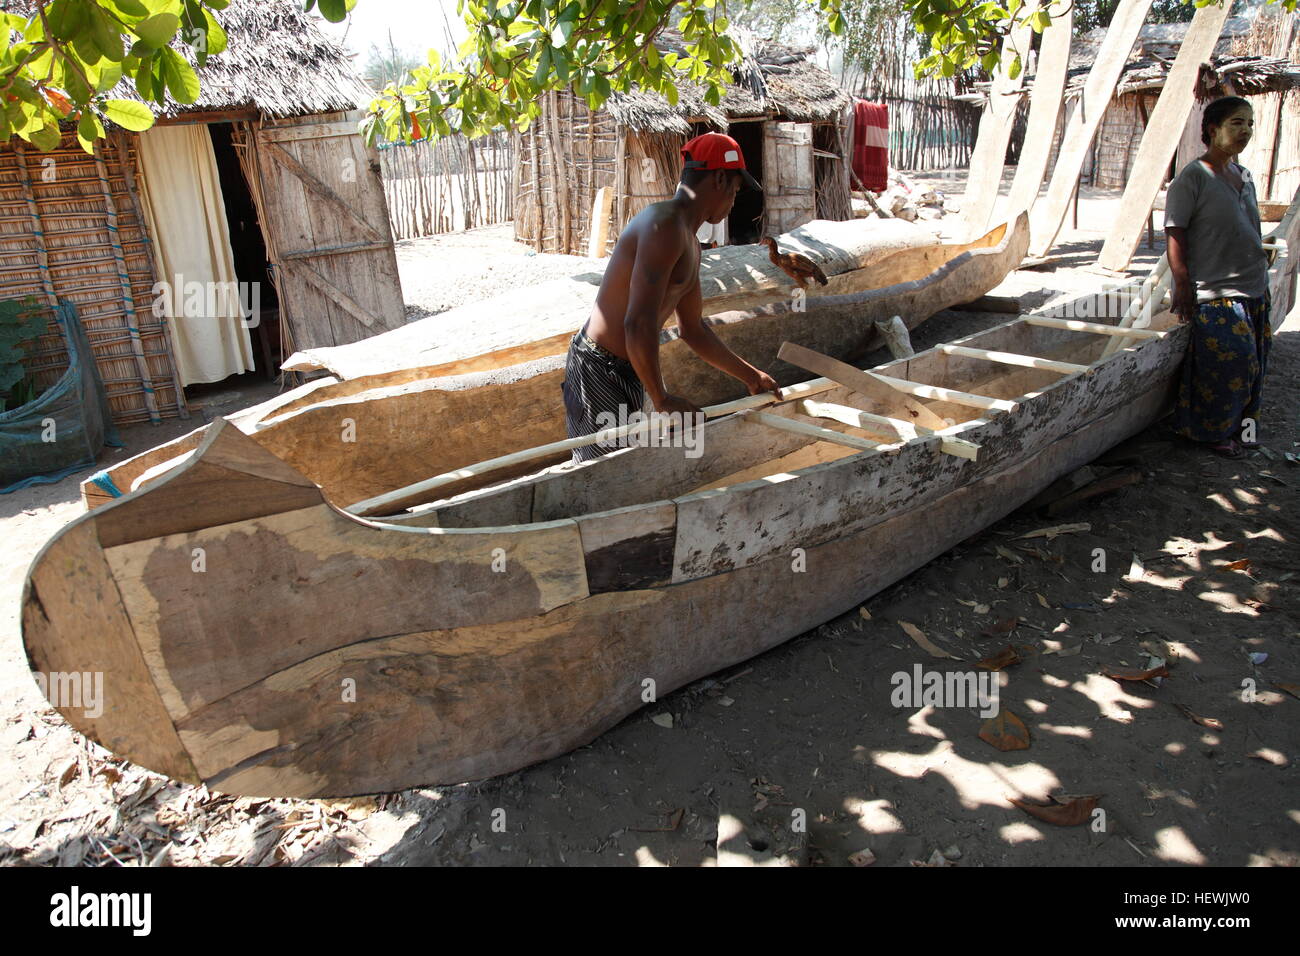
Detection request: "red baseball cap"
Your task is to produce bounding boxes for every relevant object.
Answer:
[682,132,762,191]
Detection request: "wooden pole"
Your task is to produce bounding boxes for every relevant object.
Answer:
[93,141,161,424]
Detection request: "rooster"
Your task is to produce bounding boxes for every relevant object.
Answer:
[760,237,829,291]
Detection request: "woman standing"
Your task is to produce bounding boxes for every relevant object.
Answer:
[1164,96,1272,459]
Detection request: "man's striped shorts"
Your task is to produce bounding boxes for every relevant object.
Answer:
[562,327,648,464]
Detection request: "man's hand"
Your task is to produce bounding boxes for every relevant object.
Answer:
[1170,278,1197,323]
[745,369,783,402]
[655,393,704,416]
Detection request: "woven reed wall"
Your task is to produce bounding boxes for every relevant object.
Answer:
[514,91,620,255]
[0,130,184,425]
[515,92,857,254]
[380,131,514,240]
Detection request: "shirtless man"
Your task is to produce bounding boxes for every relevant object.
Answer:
[562,132,782,462]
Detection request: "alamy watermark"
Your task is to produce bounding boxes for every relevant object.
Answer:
[593,405,707,457]
[33,671,103,719]
[151,275,262,329]
[890,664,999,717]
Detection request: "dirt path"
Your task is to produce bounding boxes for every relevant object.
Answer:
[1,203,1296,867]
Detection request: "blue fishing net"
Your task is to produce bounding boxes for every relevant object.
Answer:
[0,302,122,494]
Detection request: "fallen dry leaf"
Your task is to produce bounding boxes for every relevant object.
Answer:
[1174,702,1223,730]
[977,645,1022,671]
[981,616,1020,638]
[1276,682,1300,701]
[1009,793,1101,826]
[1249,748,1287,767]
[54,757,78,790]
[1036,592,1051,609]
[859,607,872,621]
[1223,558,1252,573]
[979,711,1031,751]
[1103,663,1170,683]
[848,848,876,867]
[995,545,1025,565]
[899,620,962,660]
[997,577,1010,589]
[1018,522,1090,541]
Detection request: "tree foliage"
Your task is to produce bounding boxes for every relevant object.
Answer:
[2,0,1297,152]
[1,0,230,153]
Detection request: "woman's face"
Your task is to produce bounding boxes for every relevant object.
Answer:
[1209,106,1254,155]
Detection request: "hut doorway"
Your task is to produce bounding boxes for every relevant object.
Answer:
[727,119,765,244]
[208,123,281,379]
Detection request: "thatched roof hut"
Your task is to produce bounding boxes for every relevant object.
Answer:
[515,30,854,255]
[1,0,402,426]
[976,12,1300,199]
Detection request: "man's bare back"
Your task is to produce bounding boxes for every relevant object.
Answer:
[585,201,700,361]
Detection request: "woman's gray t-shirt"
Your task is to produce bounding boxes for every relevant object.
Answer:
[1163,159,1268,302]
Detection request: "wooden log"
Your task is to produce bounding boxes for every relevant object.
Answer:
[1029,0,1155,257]
[961,14,1034,238]
[741,410,882,452]
[799,400,981,460]
[1024,316,1166,338]
[1005,5,1073,220]
[345,376,841,516]
[938,344,1089,375]
[959,294,1022,313]
[587,185,614,258]
[1044,466,1143,516]
[1096,2,1232,271]
[778,340,950,429]
[873,314,914,358]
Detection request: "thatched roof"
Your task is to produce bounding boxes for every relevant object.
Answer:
[1065,16,1300,100]
[962,13,1300,106]
[6,0,371,118]
[605,29,851,133]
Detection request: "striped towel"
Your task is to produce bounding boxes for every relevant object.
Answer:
[852,99,889,193]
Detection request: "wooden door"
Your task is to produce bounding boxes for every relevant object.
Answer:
[762,122,815,235]
[254,113,405,353]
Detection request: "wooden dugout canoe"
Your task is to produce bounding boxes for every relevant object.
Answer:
[81,215,1029,513]
[27,294,1189,799]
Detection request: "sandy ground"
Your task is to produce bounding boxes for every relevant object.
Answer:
[1,182,1296,867]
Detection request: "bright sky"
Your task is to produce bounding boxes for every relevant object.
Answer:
[312,0,468,63]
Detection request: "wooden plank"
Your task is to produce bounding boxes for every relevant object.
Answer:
[587,185,614,258]
[94,421,324,549]
[1096,2,1232,271]
[938,344,1089,375]
[263,141,383,244]
[287,258,379,329]
[742,410,882,452]
[800,400,981,460]
[22,520,200,783]
[260,121,368,142]
[345,376,842,517]
[1028,0,1155,257]
[777,341,950,430]
[868,371,1021,412]
[961,14,1034,238]
[575,500,676,593]
[1005,5,1073,220]
[1024,316,1166,338]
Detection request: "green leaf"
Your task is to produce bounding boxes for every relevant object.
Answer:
[102,97,155,130]
[316,0,350,23]
[532,44,551,86]
[88,4,125,61]
[77,109,104,151]
[30,122,62,151]
[133,12,180,47]
[104,0,151,18]
[94,59,124,92]
[160,47,199,102]
[46,0,91,41]
[200,9,227,56]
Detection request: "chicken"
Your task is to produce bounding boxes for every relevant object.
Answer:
[759,237,829,290]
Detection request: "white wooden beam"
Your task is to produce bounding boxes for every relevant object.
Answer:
[741,411,882,453]
[1096,2,1233,271]
[939,344,1089,375]
[1028,0,1155,257]
[1005,6,1074,220]
[1024,316,1166,338]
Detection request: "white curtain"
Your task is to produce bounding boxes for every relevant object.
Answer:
[137,125,254,386]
